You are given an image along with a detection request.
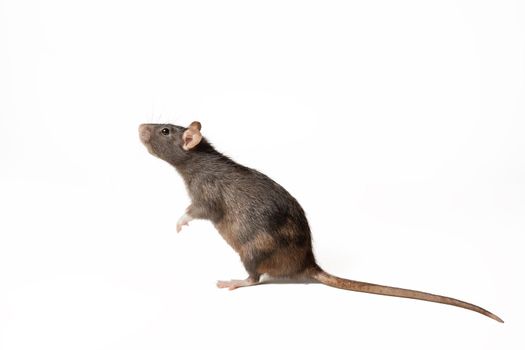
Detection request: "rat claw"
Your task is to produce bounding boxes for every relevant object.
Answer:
[176,213,193,233]
[176,222,188,233]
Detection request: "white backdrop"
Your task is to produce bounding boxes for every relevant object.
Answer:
[1,1,523,349]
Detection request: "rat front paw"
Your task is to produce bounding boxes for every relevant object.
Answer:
[176,213,193,233]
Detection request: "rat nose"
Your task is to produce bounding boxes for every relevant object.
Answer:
[139,124,151,143]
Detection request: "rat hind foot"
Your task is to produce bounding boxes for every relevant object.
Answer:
[216,277,259,290]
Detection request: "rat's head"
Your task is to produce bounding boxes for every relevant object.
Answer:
[139,121,202,164]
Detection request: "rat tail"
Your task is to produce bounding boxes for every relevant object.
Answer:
[311,268,503,323]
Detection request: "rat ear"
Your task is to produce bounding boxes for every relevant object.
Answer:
[182,121,202,150]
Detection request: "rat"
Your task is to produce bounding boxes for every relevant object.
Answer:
[139,121,503,323]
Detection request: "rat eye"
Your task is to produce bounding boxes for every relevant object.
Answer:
[161,128,170,136]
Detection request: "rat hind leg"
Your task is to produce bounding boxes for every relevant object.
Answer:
[216,275,260,290]
[255,245,316,278]
[216,251,264,291]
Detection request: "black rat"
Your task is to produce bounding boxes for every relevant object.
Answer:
[138,121,503,323]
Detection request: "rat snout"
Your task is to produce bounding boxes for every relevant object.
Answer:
[139,124,152,143]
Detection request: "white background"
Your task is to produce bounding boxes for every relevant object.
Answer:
[1,0,524,349]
